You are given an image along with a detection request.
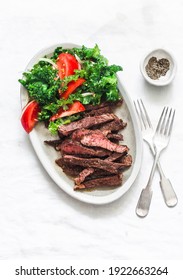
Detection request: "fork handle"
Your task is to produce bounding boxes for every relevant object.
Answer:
[136,187,153,217]
[136,151,160,217]
[160,176,178,207]
[148,143,177,207]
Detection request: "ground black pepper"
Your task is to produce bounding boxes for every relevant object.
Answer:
[145,57,170,80]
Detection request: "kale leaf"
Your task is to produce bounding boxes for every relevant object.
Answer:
[48,115,81,135]
[19,62,60,105]
[75,61,122,102]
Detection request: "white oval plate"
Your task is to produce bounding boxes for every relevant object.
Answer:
[20,43,143,205]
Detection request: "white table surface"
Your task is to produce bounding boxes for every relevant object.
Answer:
[0,0,183,260]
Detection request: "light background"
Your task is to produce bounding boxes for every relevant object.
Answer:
[0,0,183,259]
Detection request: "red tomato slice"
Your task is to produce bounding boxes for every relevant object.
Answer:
[50,101,85,121]
[61,78,86,99]
[21,100,40,133]
[56,53,80,79]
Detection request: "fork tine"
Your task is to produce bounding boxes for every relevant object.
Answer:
[164,108,172,135]
[156,106,166,134]
[166,109,175,137]
[140,99,153,128]
[134,101,143,129]
[160,107,169,134]
[137,99,148,129]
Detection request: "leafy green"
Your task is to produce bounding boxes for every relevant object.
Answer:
[78,61,122,101]
[48,115,81,135]
[38,97,75,121]
[19,62,60,105]
[73,44,108,64]
[59,72,83,92]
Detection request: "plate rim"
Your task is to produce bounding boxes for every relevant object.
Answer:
[20,43,143,205]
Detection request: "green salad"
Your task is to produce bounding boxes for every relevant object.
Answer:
[19,44,122,134]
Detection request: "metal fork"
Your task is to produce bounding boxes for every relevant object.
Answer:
[136,106,175,217]
[134,100,177,208]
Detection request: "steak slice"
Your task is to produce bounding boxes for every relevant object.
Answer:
[119,154,132,166]
[84,99,123,111]
[100,117,127,132]
[105,152,124,162]
[74,168,95,185]
[58,139,111,157]
[107,133,123,141]
[44,139,63,150]
[58,113,115,136]
[74,174,122,190]
[83,106,112,117]
[72,128,109,141]
[74,152,123,184]
[89,155,132,178]
[55,158,83,177]
[79,131,128,154]
[74,152,131,185]
[63,155,126,174]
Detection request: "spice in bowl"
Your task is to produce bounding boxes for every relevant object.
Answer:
[145,56,170,80]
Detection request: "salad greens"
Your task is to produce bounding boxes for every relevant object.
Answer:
[19,44,122,134]
[48,115,81,135]
[19,63,60,105]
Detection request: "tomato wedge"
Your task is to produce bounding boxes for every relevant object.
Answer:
[57,53,80,79]
[21,100,40,133]
[50,101,85,121]
[61,78,86,99]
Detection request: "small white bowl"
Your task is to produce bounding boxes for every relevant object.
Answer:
[140,48,177,86]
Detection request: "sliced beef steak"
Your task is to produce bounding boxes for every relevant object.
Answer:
[45,98,132,191]
[83,106,112,117]
[107,133,123,141]
[55,158,83,177]
[74,174,122,190]
[120,154,132,166]
[84,99,123,111]
[63,155,127,174]
[100,117,126,132]
[72,128,109,142]
[58,113,115,136]
[79,130,128,154]
[105,152,124,162]
[74,168,95,185]
[74,152,122,185]
[74,152,131,185]
[59,139,111,157]
[44,139,63,150]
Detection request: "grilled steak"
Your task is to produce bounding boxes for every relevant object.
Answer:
[74,152,131,185]
[79,131,128,154]
[107,133,123,141]
[58,113,115,136]
[72,128,109,142]
[44,139,63,150]
[100,117,126,132]
[45,97,132,192]
[74,152,122,184]
[58,139,111,157]
[83,106,112,117]
[84,99,123,111]
[120,154,132,166]
[74,168,95,185]
[63,155,127,174]
[55,158,83,177]
[74,174,123,190]
[105,152,124,162]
